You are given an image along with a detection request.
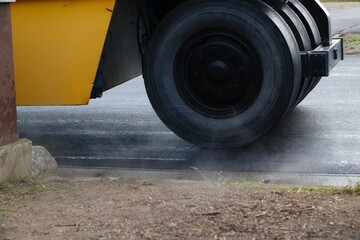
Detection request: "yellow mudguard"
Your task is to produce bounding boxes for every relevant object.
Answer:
[11,0,115,105]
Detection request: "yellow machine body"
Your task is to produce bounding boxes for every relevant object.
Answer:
[11,0,115,105]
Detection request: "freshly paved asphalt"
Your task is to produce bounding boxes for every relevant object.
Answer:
[17,56,360,174]
[328,5,360,34]
[16,6,360,184]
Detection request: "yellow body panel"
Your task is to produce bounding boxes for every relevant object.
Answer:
[11,0,115,105]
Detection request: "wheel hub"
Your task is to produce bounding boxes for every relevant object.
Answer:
[174,29,263,119]
[206,60,230,84]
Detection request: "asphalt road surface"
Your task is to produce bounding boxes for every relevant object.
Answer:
[17,6,360,181]
[328,5,360,34]
[18,56,360,174]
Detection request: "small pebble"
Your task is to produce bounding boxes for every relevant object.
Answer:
[167,223,177,228]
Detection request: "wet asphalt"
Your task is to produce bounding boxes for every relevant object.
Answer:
[16,6,360,185]
[328,5,360,35]
[17,57,360,173]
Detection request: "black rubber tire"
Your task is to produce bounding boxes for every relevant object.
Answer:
[276,3,312,52]
[274,3,312,108]
[288,0,322,103]
[288,0,321,48]
[144,0,301,148]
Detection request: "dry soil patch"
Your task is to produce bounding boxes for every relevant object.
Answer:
[0,178,359,240]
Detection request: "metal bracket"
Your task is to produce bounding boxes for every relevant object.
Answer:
[301,38,343,77]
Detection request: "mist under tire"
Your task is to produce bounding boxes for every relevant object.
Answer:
[143,0,301,148]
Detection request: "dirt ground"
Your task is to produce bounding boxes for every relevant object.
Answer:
[0,178,359,240]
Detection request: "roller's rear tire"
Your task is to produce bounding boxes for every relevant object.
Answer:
[274,2,313,108]
[144,0,301,148]
[288,0,323,104]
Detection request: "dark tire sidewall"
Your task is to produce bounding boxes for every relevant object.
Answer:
[145,1,299,147]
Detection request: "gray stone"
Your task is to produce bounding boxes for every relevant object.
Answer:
[0,139,32,182]
[31,146,58,177]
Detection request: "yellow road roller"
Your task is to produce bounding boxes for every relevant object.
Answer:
[11,0,343,148]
